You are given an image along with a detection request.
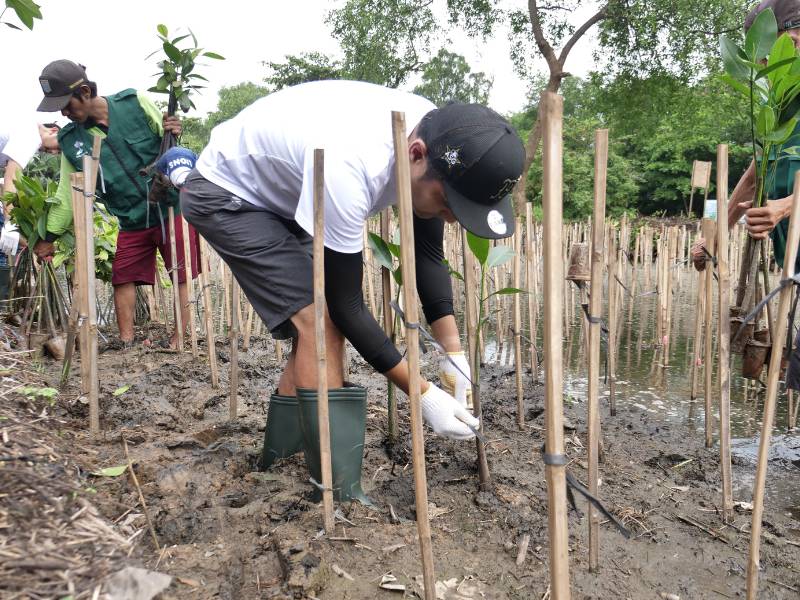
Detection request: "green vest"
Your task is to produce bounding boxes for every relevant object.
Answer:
[763,122,800,270]
[58,89,178,231]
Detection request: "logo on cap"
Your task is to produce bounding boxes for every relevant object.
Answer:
[487,210,507,235]
[40,79,52,94]
[489,176,521,202]
[441,146,462,171]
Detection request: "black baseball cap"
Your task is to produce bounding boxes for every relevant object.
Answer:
[420,102,525,239]
[37,59,88,112]
[745,0,800,31]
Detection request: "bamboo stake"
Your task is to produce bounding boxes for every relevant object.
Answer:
[587,128,608,572]
[198,238,219,388]
[243,303,254,351]
[716,145,734,524]
[392,111,436,599]
[690,242,707,401]
[180,218,198,357]
[312,149,335,533]
[525,205,540,380]
[168,207,184,352]
[540,91,571,600]
[702,219,716,449]
[513,227,524,429]
[380,209,398,443]
[608,229,618,417]
[229,278,239,420]
[746,171,800,600]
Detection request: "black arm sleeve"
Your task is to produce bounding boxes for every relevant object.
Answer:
[324,248,402,373]
[413,214,454,324]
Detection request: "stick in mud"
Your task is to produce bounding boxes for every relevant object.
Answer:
[525,204,540,381]
[608,228,618,416]
[513,225,524,429]
[181,217,199,357]
[716,144,733,524]
[198,237,220,388]
[312,148,335,533]
[587,128,608,572]
[690,232,706,401]
[540,91,571,599]
[391,110,436,600]
[380,208,398,443]
[229,277,240,420]
[701,218,716,449]
[745,172,800,600]
[168,207,184,352]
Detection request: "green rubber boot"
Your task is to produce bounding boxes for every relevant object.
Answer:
[297,384,371,504]
[257,392,303,471]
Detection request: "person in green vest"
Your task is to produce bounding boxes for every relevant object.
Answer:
[32,59,198,350]
[692,0,800,389]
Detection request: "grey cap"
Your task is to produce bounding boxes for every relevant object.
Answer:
[745,0,800,31]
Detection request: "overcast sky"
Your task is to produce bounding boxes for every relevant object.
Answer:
[3,0,599,123]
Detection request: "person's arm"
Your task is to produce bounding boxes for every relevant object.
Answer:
[2,160,22,200]
[729,159,756,227]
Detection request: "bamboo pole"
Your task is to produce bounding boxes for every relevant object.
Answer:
[690,242,707,401]
[746,171,800,600]
[540,91,571,600]
[243,303,254,351]
[587,128,608,572]
[312,149,335,533]
[229,278,239,420]
[168,207,184,352]
[608,229,618,417]
[198,238,220,388]
[180,218,198,357]
[702,219,716,449]
[392,111,436,599]
[716,145,734,524]
[525,205,540,381]
[380,209,398,443]
[513,227,524,428]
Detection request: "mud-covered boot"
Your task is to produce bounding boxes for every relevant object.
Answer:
[297,383,371,504]
[0,265,10,302]
[257,392,303,471]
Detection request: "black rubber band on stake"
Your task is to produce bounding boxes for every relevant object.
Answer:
[733,272,800,346]
[543,452,569,466]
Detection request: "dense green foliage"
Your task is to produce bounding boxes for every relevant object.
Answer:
[412,49,492,106]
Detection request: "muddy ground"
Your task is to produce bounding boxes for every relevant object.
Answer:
[3,328,800,599]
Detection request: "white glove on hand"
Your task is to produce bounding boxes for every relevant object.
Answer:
[421,383,480,441]
[0,222,20,256]
[439,351,472,408]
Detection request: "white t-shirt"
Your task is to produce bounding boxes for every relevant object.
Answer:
[196,80,436,254]
[0,118,41,170]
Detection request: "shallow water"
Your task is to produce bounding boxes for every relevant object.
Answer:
[483,264,800,520]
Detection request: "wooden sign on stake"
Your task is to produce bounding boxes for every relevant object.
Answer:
[587,128,608,572]
[312,149,335,533]
[746,171,800,599]
[688,160,712,215]
[540,91,572,600]
[391,111,436,600]
[716,145,734,524]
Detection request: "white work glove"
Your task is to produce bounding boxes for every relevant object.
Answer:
[421,383,480,441]
[0,222,20,256]
[439,351,472,408]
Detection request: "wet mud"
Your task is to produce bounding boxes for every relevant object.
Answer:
[24,330,799,599]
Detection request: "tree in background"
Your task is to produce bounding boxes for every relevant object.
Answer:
[413,48,492,106]
[1,0,41,31]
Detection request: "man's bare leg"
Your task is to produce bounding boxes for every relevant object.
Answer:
[275,303,344,396]
[114,282,136,343]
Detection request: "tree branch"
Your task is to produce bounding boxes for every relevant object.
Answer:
[528,0,560,74]
[557,4,609,66]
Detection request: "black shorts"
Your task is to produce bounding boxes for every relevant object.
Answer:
[180,170,312,340]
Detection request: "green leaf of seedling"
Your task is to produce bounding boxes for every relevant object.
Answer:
[392,268,403,286]
[112,384,130,397]
[745,7,778,62]
[489,287,526,297]
[466,232,490,265]
[368,232,394,270]
[487,245,515,268]
[171,34,191,45]
[163,42,182,63]
[720,35,751,83]
[756,57,796,83]
[91,465,127,477]
[157,23,168,37]
[720,73,751,96]
[756,105,776,137]
[203,51,225,60]
[442,259,464,281]
[766,117,798,143]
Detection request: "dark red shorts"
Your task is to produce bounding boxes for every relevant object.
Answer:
[111,214,200,286]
